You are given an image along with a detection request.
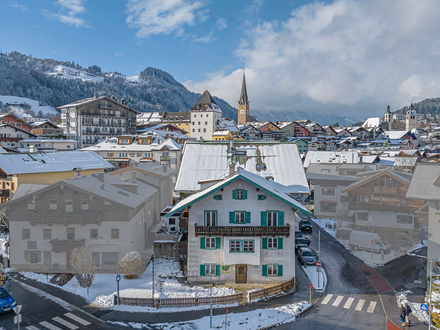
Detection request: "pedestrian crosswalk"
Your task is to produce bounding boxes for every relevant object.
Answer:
[25,312,91,330]
[321,294,378,314]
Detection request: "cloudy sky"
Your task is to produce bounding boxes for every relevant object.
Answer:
[2,0,440,120]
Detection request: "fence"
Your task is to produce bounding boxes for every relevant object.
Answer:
[249,277,295,301]
[119,293,243,308]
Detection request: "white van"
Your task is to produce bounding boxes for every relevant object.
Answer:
[349,230,389,253]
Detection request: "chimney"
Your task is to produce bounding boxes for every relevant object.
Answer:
[163,165,167,172]
[229,163,235,176]
[29,145,37,153]
[98,172,105,182]
[132,171,137,183]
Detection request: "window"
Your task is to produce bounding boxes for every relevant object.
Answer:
[205,264,216,276]
[65,200,73,212]
[169,218,176,225]
[22,229,30,240]
[322,187,335,196]
[233,189,246,200]
[267,212,277,226]
[10,182,14,191]
[205,237,216,249]
[235,211,245,223]
[205,121,207,125]
[49,200,57,210]
[104,201,111,211]
[268,237,278,249]
[267,264,278,276]
[198,129,201,132]
[320,202,336,212]
[67,228,75,240]
[400,198,407,206]
[230,240,241,252]
[111,228,119,239]
[360,196,369,204]
[81,200,89,210]
[198,122,201,125]
[203,128,206,133]
[243,240,254,252]
[357,212,369,221]
[43,229,51,240]
[102,252,118,265]
[92,252,100,267]
[396,215,413,224]
[90,229,98,239]
[28,200,35,210]
[205,211,217,226]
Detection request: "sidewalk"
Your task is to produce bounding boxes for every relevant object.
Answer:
[11,260,317,325]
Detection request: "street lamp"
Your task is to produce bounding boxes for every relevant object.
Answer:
[97,237,134,307]
[408,253,434,330]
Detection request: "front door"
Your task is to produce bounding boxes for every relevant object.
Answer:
[236,264,247,283]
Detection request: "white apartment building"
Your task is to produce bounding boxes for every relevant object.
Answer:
[190,90,222,141]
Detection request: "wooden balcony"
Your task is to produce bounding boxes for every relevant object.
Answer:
[373,186,398,194]
[50,238,86,253]
[30,212,103,226]
[194,224,290,237]
[348,202,417,214]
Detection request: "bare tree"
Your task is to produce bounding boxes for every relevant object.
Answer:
[335,205,353,229]
[70,246,95,291]
[119,251,143,279]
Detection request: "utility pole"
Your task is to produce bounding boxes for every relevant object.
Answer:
[210,274,213,328]
[116,243,120,307]
[429,258,432,330]
[318,229,321,288]
[152,254,155,303]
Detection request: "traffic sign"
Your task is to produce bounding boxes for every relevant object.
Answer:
[421,303,428,311]
[380,245,383,249]
[116,274,121,282]
[371,240,374,245]
[13,305,22,315]
[316,261,321,267]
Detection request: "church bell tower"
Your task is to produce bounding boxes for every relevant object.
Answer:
[238,71,250,125]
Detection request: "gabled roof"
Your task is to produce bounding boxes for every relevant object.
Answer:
[407,164,440,200]
[191,90,222,113]
[57,96,139,113]
[0,124,37,137]
[303,151,359,168]
[167,168,312,218]
[238,71,249,105]
[341,168,412,193]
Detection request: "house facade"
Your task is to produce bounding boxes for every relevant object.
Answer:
[190,91,223,141]
[0,113,33,132]
[167,169,311,284]
[0,124,37,148]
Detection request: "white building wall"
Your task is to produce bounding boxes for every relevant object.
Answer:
[190,111,222,141]
[187,179,296,284]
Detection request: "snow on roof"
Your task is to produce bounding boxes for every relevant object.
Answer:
[407,164,440,200]
[82,137,182,152]
[362,117,381,128]
[175,142,309,193]
[303,151,359,168]
[0,151,113,175]
[377,156,418,167]
[12,183,49,200]
[383,130,410,140]
[361,155,379,164]
[213,130,231,136]
[19,139,77,143]
[0,147,7,154]
[218,120,239,133]
[168,168,312,217]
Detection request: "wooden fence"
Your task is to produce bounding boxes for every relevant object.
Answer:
[119,293,243,308]
[249,277,295,302]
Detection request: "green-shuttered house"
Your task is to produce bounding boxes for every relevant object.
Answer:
[167,168,311,284]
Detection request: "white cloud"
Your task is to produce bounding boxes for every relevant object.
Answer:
[216,17,227,30]
[185,0,440,120]
[42,0,89,27]
[125,0,208,38]
[8,2,28,11]
[192,31,215,44]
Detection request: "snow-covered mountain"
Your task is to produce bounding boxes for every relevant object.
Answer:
[47,65,104,83]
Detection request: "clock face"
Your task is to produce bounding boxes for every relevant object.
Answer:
[240,110,244,114]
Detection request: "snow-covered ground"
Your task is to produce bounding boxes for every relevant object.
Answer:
[310,218,425,266]
[396,290,430,324]
[110,301,311,330]
[301,265,327,291]
[47,65,104,83]
[20,258,237,312]
[0,95,58,115]
[0,232,8,259]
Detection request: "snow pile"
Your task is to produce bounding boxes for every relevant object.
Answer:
[0,95,58,115]
[302,265,327,291]
[0,232,8,258]
[310,218,336,237]
[21,258,237,311]
[396,290,430,324]
[111,301,311,330]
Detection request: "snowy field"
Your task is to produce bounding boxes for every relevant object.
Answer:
[0,95,58,115]
[110,301,311,329]
[20,258,237,312]
[310,218,426,266]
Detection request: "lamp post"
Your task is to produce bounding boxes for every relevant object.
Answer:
[408,253,433,329]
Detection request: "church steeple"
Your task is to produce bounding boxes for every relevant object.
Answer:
[238,71,250,125]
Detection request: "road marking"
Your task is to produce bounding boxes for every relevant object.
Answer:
[26,326,41,330]
[332,295,344,307]
[355,299,365,311]
[367,301,377,313]
[343,297,354,309]
[52,317,78,329]
[39,321,63,330]
[64,313,91,326]
[321,294,333,305]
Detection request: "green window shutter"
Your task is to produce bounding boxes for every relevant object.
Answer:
[245,212,251,223]
[229,212,235,223]
[200,237,205,249]
[215,237,221,249]
[243,190,247,199]
[232,190,237,199]
[215,264,221,277]
[278,265,283,277]
[262,237,268,249]
[261,211,267,226]
[258,195,266,200]
[213,195,222,200]
[262,264,268,276]
[278,237,283,250]
[200,264,205,276]
[278,211,284,226]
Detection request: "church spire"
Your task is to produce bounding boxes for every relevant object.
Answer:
[238,71,249,105]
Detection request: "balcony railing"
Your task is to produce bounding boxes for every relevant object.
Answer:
[373,186,398,194]
[30,212,102,226]
[50,238,86,253]
[348,202,417,214]
[195,224,290,237]
[160,156,171,161]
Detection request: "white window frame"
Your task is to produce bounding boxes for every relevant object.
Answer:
[268,237,278,249]
[205,211,217,226]
[236,190,244,199]
[267,212,277,226]
[205,264,216,276]
[230,240,241,252]
[243,240,254,252]
[235,211,245,223]
[205,237,216,249]
[267,264,278,276]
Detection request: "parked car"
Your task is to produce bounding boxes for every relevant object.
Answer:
[335,228,352,240]
[0,287,16,314]
[299,220,312,233]
[297,247,317,266]
[349,230,390,253]
[295,231,303,239]
[295,238,308,253]
[304,237,311,246]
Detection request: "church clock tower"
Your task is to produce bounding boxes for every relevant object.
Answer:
[238,71,250,125]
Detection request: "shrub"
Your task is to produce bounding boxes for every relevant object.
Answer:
[119,251,143,279]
